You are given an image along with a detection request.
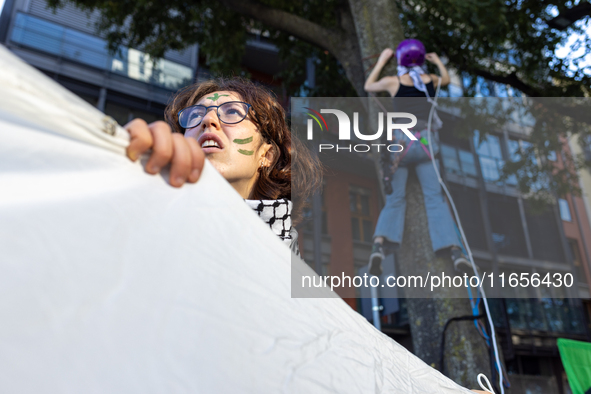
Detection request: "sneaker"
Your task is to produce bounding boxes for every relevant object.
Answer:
[451,248,471,272]
[368,243,385,276]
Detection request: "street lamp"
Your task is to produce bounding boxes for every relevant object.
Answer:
[548,1,591,30]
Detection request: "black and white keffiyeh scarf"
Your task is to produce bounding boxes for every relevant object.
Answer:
[245,198,293,245]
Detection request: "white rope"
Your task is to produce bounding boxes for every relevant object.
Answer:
[477,373,495,393]
[426,79,505,394]
[370,84,506,392]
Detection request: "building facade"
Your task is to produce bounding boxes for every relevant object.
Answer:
[0,0,284,125]
[297,92,591,393]
[1,0,201,126]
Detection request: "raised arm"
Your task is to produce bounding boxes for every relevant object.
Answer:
[364,48,398,95]
[425,53,450,87]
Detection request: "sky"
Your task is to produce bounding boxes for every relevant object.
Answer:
[550,2,591,76]
[555,21,591,76]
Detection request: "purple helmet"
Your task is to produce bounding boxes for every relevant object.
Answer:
[396,39,426,67]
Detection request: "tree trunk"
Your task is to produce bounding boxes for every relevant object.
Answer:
[346,0,491,387]
[347,0,404,77]
[399,171,491,386]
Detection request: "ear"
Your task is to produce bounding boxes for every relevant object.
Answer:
[260,141,275,167]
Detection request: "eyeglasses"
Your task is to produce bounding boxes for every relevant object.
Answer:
[177,101,253,129]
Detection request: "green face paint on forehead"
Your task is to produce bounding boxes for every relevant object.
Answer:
[233,136,253,144]
[206,93,229,102]
[238,149,254,155]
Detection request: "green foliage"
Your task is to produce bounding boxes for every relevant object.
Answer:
[47,0,247,76]
[47,0,591,202]
[47,0,355,93]
[519,99,591,200]
[48,0,590,97]
[274,37,357,97]
[255,0,356,96]
[399,0,591,97]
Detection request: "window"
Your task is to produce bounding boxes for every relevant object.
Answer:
[474,131,502,159]
[448,184,488,251]
[441,144,477,178]
[520,140,533,157]
[501,297,586,334]
[441,144,461,175]
[505,139,522,186]
[350,186,373,242]
[506,138,545,187]
[458,150,477,177]
[568,238,587,283]
[507,139,520,161]
[10,13,193,90]
[301,186,328,234]
[515,140,548,192]
[104,102,161,126]
[487,192,528,257]
[473,131,504,183]
[559,199,572,222]
[525,201,566,263]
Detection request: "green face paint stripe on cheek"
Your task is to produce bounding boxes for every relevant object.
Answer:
[206,93,229,101]
[233,136,253,144]
[238,149,254,155]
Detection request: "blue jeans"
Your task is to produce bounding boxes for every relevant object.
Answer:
[373,139,459,252]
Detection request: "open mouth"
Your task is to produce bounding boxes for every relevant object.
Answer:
[198,133,224,152]
[201,139,221,149]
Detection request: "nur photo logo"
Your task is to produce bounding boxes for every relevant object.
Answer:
[305,107,418,153]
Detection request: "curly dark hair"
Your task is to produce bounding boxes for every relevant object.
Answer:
[165,77,322,224]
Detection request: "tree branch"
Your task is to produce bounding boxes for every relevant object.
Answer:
[219,0,343,55]
[219,0,366,95]
[467,67,541,97]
